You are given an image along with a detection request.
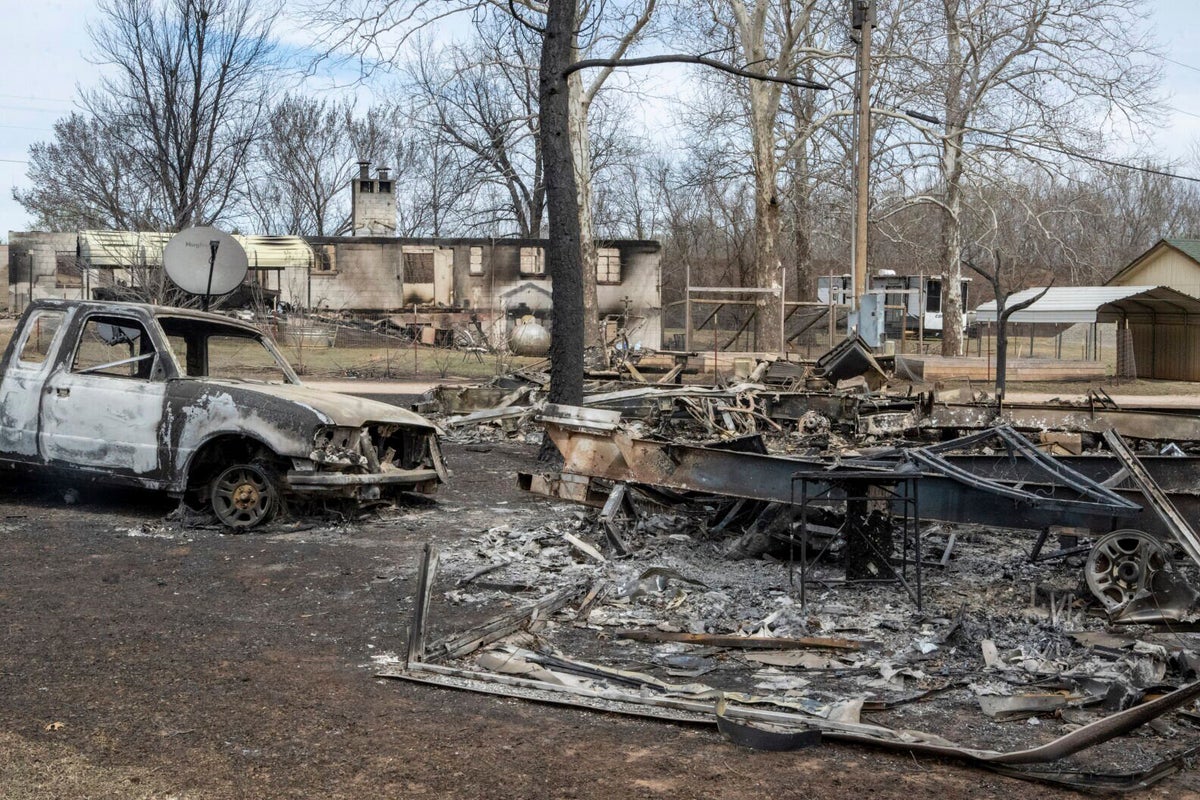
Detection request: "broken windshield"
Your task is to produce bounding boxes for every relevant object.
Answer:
[157,314,299,384]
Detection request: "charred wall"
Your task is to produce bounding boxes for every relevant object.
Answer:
[303,236,663,347]
[7,231,82,312]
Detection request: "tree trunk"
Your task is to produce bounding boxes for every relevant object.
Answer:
[568,74,602,351]
[753,177,783,352]
[749,88,782,353]
[940,137,965,357]
[995,313,1009,398]
[786,17,816,306]
[540,0,585,411]
[939,7,965,357]
[791,136,813,302]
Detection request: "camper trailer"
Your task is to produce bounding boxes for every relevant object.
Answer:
[816,272,969,336]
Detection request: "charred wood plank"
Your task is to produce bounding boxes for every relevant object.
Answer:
[611,628,859,651]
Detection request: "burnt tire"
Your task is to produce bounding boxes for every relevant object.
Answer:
[210,462,279,530]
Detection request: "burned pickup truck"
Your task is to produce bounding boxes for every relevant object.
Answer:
[0,299,446,528]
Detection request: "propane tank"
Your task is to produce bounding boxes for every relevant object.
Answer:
[509,319,551,356]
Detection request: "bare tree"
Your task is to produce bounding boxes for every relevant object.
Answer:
[702,1,842,347]
[1085,164,1200,271]
[564,1,658,349]
[882,0,1160,356]
[344,102,468,236]
[589,123,662,240]
[408,130,477,236]
[404,20,545,235]
[245,95,356,236]
[83,0,281,229]
[307,0,667,408]
[668,0,851,349]
[964,251,1051,399]
[15,113,152,231]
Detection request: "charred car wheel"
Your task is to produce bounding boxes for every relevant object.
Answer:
[1084,529,1168,613]
[211,463,278,530]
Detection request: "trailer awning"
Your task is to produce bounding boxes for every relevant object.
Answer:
[79,230,314,270]
[235,235,315,270]
[79,230,171,267]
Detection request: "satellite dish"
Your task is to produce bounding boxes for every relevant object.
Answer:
[163,226,249,299]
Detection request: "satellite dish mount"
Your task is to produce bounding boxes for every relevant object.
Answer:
[205,239,221,310]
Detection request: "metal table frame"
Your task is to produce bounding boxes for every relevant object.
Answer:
[790,469,922,611]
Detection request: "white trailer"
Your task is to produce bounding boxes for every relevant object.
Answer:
[817,272,969,335]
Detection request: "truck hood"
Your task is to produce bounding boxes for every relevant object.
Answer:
[184,379,440,431]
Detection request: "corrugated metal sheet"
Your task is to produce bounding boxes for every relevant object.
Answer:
[1130,321,1200,381]
[976,285,1200,381]
[78,230,314,270]
[974,285,1200,324]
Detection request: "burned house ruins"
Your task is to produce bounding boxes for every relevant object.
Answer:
[5,162,663,348]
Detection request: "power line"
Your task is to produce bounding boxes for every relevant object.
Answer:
[1161,55,1200,74]
[898,108,1200,184]
[962,125,1200,183]
[1167,105,1200,120]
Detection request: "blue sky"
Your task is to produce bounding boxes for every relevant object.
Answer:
[1,0,1198,239]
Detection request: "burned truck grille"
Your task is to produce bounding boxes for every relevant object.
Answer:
[311,424,432,473]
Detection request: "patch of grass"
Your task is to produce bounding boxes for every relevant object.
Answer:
[282,342,545,381]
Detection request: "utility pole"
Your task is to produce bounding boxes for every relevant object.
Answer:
[851,0,874,306]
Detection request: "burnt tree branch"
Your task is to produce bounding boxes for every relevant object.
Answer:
[564,54,829,90]
[964,256,1052,400]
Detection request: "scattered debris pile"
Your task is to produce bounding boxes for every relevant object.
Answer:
[386,395,1200,788]
[390,335,1200,787]
[416,333,1200,447]
[382,507,1200,791]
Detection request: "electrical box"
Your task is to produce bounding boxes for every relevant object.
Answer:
[850,0,876,29]
[849,292,885,347]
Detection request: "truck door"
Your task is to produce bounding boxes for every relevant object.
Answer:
[39,313,168,477]
[0,308,68,458]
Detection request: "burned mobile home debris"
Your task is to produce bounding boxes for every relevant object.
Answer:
[383,342,1200,791]
[0,299,446,528]
[525,405,1200,619]
[417,337,1200,623]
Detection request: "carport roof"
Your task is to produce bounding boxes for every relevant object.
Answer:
[974,285,1200,324]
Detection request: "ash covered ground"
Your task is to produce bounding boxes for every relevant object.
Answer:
[1,435,1197,797]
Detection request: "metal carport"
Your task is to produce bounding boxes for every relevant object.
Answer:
[975,285,1200,380]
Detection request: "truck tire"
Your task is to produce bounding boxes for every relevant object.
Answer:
[210,461,279,530]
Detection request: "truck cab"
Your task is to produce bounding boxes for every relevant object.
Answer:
[0,300,446,528]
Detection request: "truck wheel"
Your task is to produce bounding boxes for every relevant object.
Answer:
[210,462,278,530]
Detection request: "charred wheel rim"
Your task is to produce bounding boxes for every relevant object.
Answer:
[211,464,276,529]
[1085,529,1169,613]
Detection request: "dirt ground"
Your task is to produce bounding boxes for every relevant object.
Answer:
[0,438,1190,799]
